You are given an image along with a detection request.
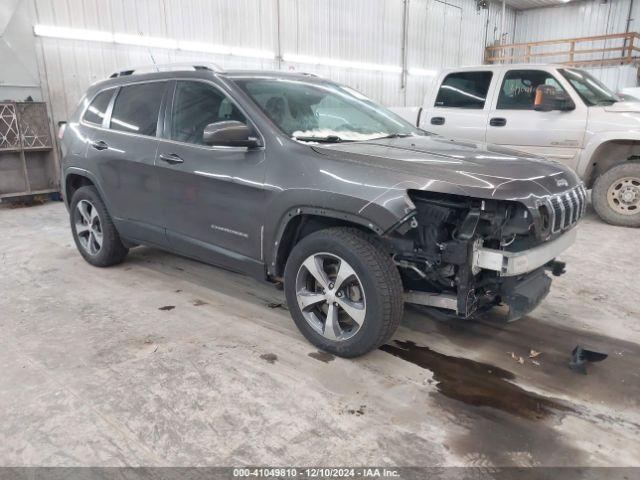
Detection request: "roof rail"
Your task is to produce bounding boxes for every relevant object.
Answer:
[109,62,224,78]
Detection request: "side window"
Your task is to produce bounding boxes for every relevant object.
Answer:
[497,70,566,110]
[434,72,493,109]
[82,90,113,126]
[171,81,247,145]
[110,82,166,136]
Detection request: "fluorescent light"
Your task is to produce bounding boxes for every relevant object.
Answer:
[33,25,113,42]
[283,53,402,74]
[408,67,438,77]
[34,24,276,60]
[230,47,275,59]
[178,40,231,55]
[114,33,177,49]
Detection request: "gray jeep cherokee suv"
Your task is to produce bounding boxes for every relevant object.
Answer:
[60,64,585,357]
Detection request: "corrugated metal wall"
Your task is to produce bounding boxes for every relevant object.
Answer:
[514,0,638,43]
[404,0,516,104]
[513,0,639,90]
[32,0,516,124]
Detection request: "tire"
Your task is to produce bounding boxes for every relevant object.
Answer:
[69,186,129,267]
[284,227,403,358]
[592,162,640,227]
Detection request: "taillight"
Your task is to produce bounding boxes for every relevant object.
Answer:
[57,121,67,140]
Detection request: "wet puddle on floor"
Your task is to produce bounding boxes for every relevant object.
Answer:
[380,340,572,420]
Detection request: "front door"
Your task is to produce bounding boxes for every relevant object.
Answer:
[156,80,266,274]
[485,69,588,171]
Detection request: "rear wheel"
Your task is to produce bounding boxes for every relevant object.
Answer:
[592,162,640,227]
[284,227,403,357]
[70,186,128,267]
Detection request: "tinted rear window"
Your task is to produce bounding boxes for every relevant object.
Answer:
[110,82,165,136]
[435,72,493,109]
[82,90,113,126]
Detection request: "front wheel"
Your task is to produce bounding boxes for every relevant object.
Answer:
[284,227,404,358]
[592,162,640,227]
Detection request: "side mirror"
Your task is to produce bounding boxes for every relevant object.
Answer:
[534,85,575,112]
[203,121,260,148]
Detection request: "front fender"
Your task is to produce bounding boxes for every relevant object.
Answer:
[579,131,640,179]
[263,189,409,274]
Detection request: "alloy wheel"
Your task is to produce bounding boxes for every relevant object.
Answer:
[295,252,366,341]
[75,199,103,255]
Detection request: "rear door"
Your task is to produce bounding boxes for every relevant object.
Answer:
[156,80,266,274]
[421,70,493,142]
[485,68,587,170]
[84,81,169,246]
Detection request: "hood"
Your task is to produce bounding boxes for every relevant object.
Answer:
[312,135,580,199]
[603,101,640,113]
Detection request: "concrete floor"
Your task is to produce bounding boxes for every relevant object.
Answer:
[1,201,639,467]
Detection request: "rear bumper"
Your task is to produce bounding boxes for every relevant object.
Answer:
[472,227,577,277]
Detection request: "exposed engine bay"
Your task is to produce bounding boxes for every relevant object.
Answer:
[386,191,571,321]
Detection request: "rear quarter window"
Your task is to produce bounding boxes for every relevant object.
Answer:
[82,90,114,126]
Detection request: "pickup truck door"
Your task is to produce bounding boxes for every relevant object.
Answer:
[485,68,587,170]
[156,80,266,275]
[419,70,494,142]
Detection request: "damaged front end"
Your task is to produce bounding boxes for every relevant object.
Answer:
[386,188,584,321]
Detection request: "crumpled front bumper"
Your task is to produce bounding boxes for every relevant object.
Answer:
[472,228,578,277]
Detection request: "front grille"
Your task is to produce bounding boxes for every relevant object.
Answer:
[547,184,586,233]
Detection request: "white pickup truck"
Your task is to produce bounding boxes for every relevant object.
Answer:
[392,64,640,227]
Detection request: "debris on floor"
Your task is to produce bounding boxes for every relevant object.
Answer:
[347,405,366,416]
[192,299,208,306]
[260,353,278,364]
[509,351,525,364]
[308,350,336,363]
[158,305,175,311]
[570,345,608,375]
[267,302,287,310]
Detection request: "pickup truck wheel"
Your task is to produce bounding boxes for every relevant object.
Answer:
[592,163,640,227]
[70,186,129,267]
[284,227,403,358]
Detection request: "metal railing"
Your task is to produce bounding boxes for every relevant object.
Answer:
[485,32,640,67]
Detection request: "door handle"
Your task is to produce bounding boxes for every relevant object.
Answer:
[159,153,184,165]
[90,140,108,151]
[431,116,445,126]
[489,117,507,127]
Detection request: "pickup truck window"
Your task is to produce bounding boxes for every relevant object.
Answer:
[558,68,619,106]
[233,77,421,141]
[434,71,492,109]
[170,81,247,145]
[497,70,565,110]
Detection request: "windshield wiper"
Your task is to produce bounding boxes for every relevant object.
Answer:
[371,133,414,140]
[294,135,347,143]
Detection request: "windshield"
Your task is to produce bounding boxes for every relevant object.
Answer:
[558,68,620,106]
[232,76,424,142]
